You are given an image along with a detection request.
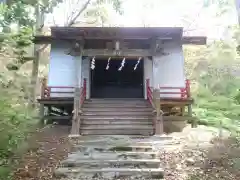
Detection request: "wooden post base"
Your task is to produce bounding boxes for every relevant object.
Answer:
[39,104,45,125]
[153,89,164,135]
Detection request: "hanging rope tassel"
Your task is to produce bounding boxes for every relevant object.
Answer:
[91,56,95,70]
[134,57,142,70]
[118,57,126,71]
[106,57,111,70]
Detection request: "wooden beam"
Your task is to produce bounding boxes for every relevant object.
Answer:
[82,49,151,57]
[182,36,206,45]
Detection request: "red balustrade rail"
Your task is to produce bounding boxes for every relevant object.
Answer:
[41,78,87,101]
[146,79,191,101]
[43,86,74,98]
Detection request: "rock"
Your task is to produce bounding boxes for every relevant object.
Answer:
[185,158,195,166]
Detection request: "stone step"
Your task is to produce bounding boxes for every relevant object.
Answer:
[68,151,159,160]
[54,168,164,179]
[73,145,154,152]
[82,119,152,125]
[82,111,153,116]
[81,129,153,136]
[61,159,161,168]
[81,125,153,130]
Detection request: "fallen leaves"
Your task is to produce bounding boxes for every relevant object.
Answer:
[12,126,71,180]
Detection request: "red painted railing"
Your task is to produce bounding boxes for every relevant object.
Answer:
[146,79,191,135]
[43,86,74,98]
[41,78,87,102]
[146,79,191,100]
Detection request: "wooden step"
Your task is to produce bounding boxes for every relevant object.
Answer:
[86,98,148,102]
[83,104,150,108]
[82,111,153,116]
[81,125,153,130]
[82,120,152,125]
[81,116,151,120]
[61,159,160,168]
[54,168,164,179]
[45,116,72,120]
[82,107,153,112]
[81,129,153,136]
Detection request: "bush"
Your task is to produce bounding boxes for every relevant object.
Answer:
[0,87,37,178]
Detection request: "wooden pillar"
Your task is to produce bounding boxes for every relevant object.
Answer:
[186,79,196,127]
[153,88,164,135]
[70,42,83,136]
[39,77,47,124]
[152,38,165,135]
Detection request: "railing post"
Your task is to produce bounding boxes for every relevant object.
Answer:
[70,47,83,137]
[146,79,149,100]
[153,87,164,135]
[39,77,47,124]
[186,79,191,98]
[71,87,81,135]
[83,78,87,98]
[186,80,196,127]
[41,78,47,99]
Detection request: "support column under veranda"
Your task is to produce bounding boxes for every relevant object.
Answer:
[70,42,83,137]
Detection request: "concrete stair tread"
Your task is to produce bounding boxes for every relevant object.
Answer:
[56,167,164,173]
[54,167,164,178]
[68,151,158,160]
[61,158,161,168]
[74,145,154,151]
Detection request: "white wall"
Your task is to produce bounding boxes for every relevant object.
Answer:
[152,41,186,98]
[48,41,185,99]
[48,42,75,97]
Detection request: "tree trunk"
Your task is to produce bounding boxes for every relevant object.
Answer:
[29,5,44,107]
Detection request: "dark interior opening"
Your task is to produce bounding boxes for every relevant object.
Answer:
[91,58,144,98]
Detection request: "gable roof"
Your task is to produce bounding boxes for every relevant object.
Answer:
[34,27,206,45]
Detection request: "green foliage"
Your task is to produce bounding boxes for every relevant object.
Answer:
[0,27,33,70]
[0,1,35,29]
[185,27,240,133]
[0,76,37,178]
[203,0,235,15]
[96,0,123,14]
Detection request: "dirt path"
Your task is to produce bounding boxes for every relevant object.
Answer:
[13,125,71,180]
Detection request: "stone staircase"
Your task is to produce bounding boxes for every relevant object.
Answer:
[54,135,171,179]
[80,99,154,136]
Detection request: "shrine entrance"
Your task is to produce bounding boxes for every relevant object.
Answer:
[90,57,144,98]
